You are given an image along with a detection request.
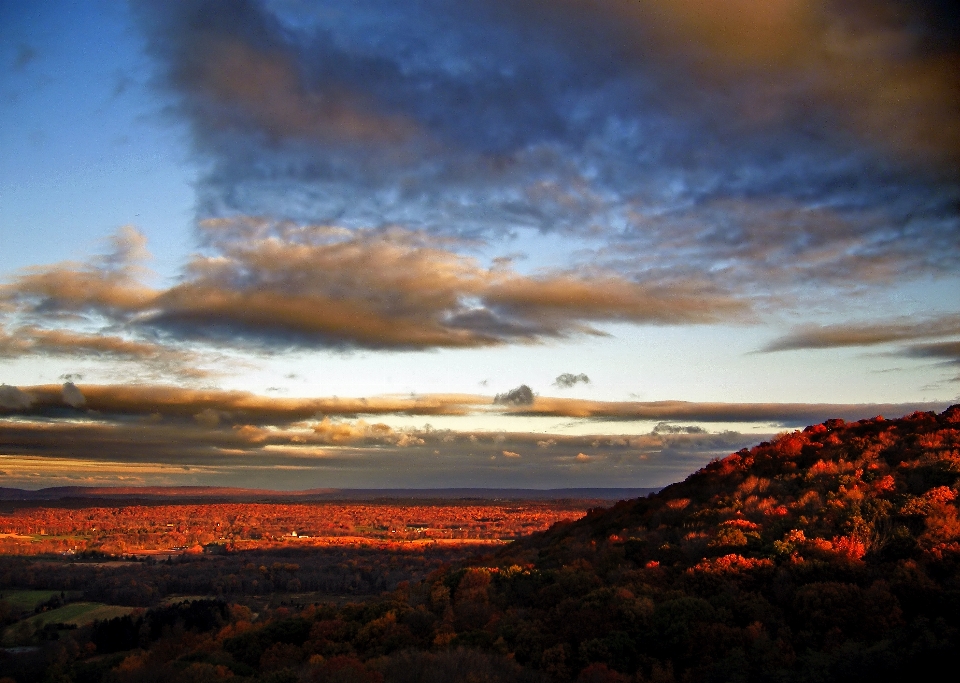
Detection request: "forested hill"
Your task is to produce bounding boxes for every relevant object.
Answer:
[505,405,960,569]
[447,405,960,681]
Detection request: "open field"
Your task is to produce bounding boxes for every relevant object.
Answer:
[0,589,60,612]
[19,602,135,629]
[0,499,592,654]
[0,589,72,612]
[0,499,596,556]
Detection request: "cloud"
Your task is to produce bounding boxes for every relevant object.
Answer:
[0,385,33,409]
[193,408,222,428]
[902,340,960,381]
[652,422,707,435]
[494,385,534,406]
[13,44,36,70]
[762,315,960,352]
[3,389,956,488]
[504,397,951,425]
[0,410,763,489]
[130,0,959,299]
[61,382,86,408]
[1,225,747,354]
[631,0,960,160]
[760,315,960,382]
[903,340,960,363]
[554,373,590,388]
[0,383,479,424]
[0,225,155,314]
[0,325,210,380]
[1,383,950,429]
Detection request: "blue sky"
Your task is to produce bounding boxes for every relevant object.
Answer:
[1,0,957,489]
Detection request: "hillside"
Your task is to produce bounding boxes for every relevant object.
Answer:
[455,405,960,681]
[510,405,960,568]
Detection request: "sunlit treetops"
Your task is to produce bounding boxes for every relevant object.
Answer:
[502,406,960,572]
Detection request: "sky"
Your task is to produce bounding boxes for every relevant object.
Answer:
[1,0,958,490]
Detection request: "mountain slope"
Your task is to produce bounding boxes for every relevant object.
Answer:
[434,405,960,681]
[509,405,960,569]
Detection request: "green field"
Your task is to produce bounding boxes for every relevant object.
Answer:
[2,600,136,646]
[22,602,136,628]
[0,589,67,611]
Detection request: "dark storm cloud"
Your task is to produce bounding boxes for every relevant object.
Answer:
[135,0,959,293]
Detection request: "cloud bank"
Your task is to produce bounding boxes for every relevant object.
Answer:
[0,223,747,358]
[0,383,946,427]
[131,0,959,296]
[763,314,960,382]
[763,316,960,352]
[4,1,958,383]
[1,382,950,488]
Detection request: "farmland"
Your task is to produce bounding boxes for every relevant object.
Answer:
[0,499,595,556]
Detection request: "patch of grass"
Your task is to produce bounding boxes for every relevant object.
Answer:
[1,601,132,646]
[0,589,64,611]
[23,602,136,628]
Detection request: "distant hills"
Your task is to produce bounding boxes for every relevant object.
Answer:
[0,486,659,503]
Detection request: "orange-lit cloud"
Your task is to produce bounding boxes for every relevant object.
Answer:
[0,383,479,422]
[761,315,960,383]
[1,225,749,354]
[1,382,947,427]
[183,39,417,146]
[0,325,210,380]
[587,0,960,163]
